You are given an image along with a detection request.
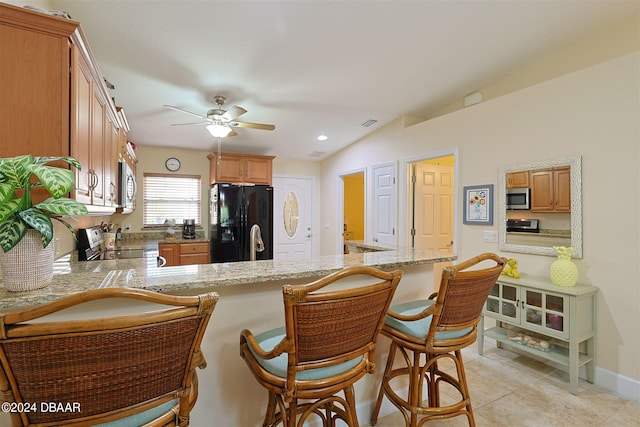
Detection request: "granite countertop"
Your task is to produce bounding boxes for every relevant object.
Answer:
[506,229,571,238]
[0,242,456,310]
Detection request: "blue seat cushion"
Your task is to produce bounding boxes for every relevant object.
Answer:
[385,300,472,340]
[249,326,363,381]
[94,399,177,426]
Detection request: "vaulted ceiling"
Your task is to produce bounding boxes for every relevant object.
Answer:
[49,0,639,160]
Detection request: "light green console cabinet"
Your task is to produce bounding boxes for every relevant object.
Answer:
[478,275,597,394]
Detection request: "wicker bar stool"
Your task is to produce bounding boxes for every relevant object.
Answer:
[240,266,402,427]
[0,288,219,427]
[371,253,505,427]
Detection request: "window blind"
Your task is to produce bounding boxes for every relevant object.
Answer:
[143,173,201,226]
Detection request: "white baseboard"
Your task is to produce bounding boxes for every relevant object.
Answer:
[596,367,640,402]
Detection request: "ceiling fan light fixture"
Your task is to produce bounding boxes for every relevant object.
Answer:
[206,123,232,138]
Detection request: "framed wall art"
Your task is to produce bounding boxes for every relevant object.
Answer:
[463,184,493,225]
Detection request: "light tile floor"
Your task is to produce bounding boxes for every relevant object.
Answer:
[365,340,639,427]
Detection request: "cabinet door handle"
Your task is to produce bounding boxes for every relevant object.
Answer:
[89,170,98,190]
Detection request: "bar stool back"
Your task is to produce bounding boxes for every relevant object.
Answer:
[240,266,402,426]
[371,253,505,427]
[0,288,218,427]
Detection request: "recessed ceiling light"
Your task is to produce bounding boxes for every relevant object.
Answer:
[316,134,328,141]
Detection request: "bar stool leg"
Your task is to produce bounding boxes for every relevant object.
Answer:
[344,384,359,427]
[408,350,421,427]
[371,341,398,425]
[263,391,277,426]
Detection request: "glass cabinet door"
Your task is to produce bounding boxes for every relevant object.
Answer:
[485,283,519,322]
[522,288,568,338]
[545,294,566,333]
[524,289,543,327]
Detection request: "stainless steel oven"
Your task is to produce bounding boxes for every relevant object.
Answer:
[118,161,136,211]
[77,227,156,261]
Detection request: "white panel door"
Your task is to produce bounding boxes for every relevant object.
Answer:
[414,163,454,252]
[272,176,313,259]
[373,163,397,245]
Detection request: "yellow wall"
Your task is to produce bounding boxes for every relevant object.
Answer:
[343,173,364,240]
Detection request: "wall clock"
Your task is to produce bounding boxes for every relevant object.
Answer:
[165,157,181,172]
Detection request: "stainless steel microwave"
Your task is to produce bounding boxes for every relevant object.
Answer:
[118,161,137,210]
[506,188,530,210]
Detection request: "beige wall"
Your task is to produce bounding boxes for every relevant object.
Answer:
[111,146,211,233]
[427,12,640,121]
[110,149,322,237]
[319,51,640,393]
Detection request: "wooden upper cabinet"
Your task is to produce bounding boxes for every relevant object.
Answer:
[531,167,571,212]
[71,50,93,205]
[0,4,77,160]
[505,171,530,189]
[553,167,571,211]
[1,3,124,211]
[207,152,275,185]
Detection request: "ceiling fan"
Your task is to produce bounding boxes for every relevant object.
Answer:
[163,96,275,138]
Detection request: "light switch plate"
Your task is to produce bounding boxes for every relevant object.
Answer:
[483,230,498,243]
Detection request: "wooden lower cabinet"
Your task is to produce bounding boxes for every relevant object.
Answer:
[158,243,180,267]
[158,241,209,267]
[179,242,210,265]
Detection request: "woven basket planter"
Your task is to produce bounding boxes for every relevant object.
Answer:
[0,229,54,292]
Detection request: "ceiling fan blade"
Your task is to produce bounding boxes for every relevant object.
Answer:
[221,105,247,121]
[230,121,275,131]
[163,105,207,120]
[170,121,207,126]
[227,129,238,137]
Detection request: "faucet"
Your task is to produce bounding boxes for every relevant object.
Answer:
[249,224,264,261]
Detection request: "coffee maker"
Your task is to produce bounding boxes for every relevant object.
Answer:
[183,219,196,239]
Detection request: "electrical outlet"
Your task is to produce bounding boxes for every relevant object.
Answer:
[125,223,131,230]
[483,230,498,243]
[54,237,60,256]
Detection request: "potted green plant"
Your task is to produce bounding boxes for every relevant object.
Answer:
[0,154,88,291]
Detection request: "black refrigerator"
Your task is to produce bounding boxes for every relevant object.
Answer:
[209,184,273,263]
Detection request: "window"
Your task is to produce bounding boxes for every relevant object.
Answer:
[143,173,201,226]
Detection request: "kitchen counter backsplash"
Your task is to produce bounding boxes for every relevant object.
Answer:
[120,229,206,241]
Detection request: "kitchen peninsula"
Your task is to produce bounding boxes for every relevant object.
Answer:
[0,245,455,427]
[0,244,454,310]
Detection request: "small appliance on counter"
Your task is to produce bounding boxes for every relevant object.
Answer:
[183,219,196,239]
[506,218,539,233]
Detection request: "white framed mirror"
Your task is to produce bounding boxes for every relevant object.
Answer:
[498,156,582,258]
